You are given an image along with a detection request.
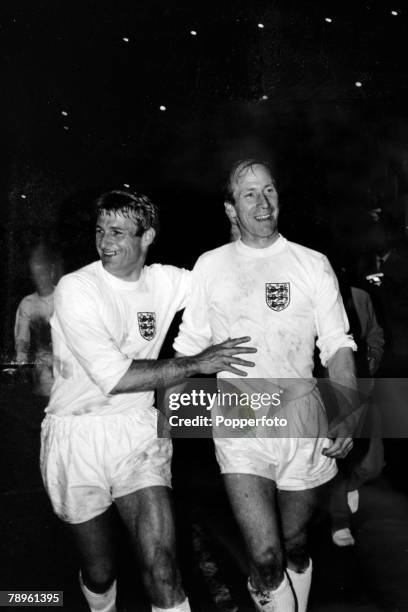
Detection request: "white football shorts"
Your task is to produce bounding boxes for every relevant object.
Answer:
[214,387,337,490]
[40,407,172,523]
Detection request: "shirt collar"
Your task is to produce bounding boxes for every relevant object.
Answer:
[235,234,287,258]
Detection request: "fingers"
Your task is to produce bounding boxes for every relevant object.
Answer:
[322,438,353,459]
[228,357,256,367]
[224,364,251,377]
[222,336,252,346]
[227,346,258,354]
[218,357,255,376]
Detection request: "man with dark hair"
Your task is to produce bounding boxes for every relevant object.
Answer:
[40,189,256,612]
[174,161,357,611]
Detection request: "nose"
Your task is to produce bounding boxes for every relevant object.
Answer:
[99,233,113,250]
[258,192,270,208]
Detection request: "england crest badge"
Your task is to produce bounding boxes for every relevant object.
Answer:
[265,283,290,311]
[137,312,156,341]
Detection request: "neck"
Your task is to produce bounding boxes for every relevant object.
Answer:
[37,286,54,297]
[241,231,280,249]
[102,260,145,282]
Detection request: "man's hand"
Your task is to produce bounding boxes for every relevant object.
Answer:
[112,337,256,394]
[322,437,353,459]
[368,357,380,376]
[195,336,257,376]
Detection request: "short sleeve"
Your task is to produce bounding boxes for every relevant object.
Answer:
[53,276,132,394]
[173,258,212,355]
[314,257,357,367]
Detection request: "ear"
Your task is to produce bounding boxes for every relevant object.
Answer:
[141,227,156,249]
[224,201,237,221]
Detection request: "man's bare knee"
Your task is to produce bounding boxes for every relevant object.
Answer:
[251,545,284,589]
[284,533,309,572]
[82,562,116,594]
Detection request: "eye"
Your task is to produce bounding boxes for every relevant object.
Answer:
[112,230,123,236]
[265,186,275,195]
[245,192,255,199]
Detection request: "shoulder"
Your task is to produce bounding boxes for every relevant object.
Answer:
[18,292,37,306]
[286,239,327,265]
[193,243,235,269]
[285,240,331,281]
[351,286,371,306]
[147,263,191,280]
[16,292,38,313]
[56,261,101,298]
[145,264,192,295]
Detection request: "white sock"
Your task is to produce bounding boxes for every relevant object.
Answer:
[79,572,117,612]
[151,597,190,612]
[286,559,312,612]
[332,528,355,547]
[347,490,359,514]
[247,574,295,611]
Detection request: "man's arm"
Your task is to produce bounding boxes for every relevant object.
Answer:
[364,294,385,375]
[111,337,257,394]
[313,256,359,459]
[55,275,257,396]
[14,301,30,363]
[322,347,358,458]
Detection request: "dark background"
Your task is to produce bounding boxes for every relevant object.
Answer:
[2,3,408,610]
[2,0,408,358]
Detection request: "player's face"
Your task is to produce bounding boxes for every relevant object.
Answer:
[231,164,279,247]
[95,212,145,281]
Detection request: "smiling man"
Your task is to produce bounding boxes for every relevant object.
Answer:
[174,159,357,612]
[40,189,256,612]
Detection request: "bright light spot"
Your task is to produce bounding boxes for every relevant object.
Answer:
[355,81,363,87]
[190,30,197,36]
[63,125,69,130]
[21,194,27,199]
[257,23,265,29]
[61,111,68,116]
[123,183,130,188]
[122,37,129,42]
[159,105,166,111]
[261,94,269,100]
[391,10,399,16]
[325,17,333,23]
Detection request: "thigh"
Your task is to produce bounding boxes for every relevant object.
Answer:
[115,485,176,564]
[223,473,281,556]
[278,487,318,539]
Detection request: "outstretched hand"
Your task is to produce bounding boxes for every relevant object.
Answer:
[196,336,257,376]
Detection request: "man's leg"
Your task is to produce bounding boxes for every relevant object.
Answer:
[115,486,188,611]
[67,507,118,611]
[278,488,319,612]
[223,473,295,611]
[328,474,355,547]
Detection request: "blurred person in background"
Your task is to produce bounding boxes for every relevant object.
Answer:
[328,265,385,546]
[358,217,408,375]
[14,243,62,400]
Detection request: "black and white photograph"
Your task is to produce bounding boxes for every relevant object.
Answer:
[1,1,408,611]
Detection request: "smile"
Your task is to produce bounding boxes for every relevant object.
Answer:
[102,251,118,256]
[254,213,272,221]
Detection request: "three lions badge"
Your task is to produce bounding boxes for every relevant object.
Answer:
[265,283,290,311]
[137,312,156,340]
